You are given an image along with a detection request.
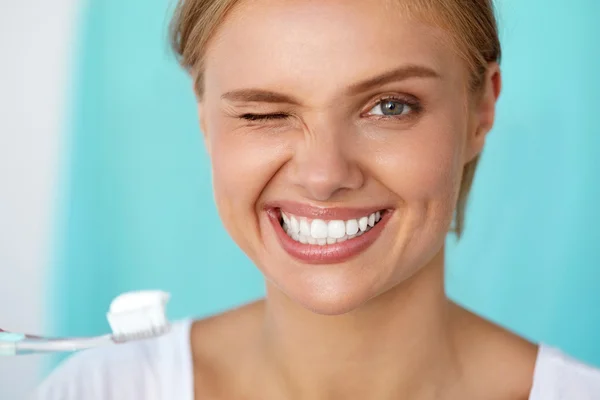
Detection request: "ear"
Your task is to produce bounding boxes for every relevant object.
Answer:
[465,62,501,162]
[198,101,211,156]
[191,77,211,150]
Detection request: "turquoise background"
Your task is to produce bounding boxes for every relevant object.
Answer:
[50,0,600,369]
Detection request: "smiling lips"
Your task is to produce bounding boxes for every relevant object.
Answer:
[266,202,392,264]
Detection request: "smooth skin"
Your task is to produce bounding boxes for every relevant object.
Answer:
[190,0,538,398]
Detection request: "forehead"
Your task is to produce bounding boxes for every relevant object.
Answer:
[203,0,464,99]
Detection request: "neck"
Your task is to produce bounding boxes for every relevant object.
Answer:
[260,248,461,400]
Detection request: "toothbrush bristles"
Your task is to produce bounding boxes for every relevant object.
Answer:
[113,324,171,343]
[107,291,172,344]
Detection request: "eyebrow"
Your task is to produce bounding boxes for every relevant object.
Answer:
[221,89,301,105]
[220,64,440,105]
[347,64,441,95]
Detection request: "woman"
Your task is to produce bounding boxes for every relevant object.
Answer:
[34,0,600,398]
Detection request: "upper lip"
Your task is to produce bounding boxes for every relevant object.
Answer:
[265,200,391,220]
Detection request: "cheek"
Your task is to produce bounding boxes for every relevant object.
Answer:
[374,120,465,207]
[206,117,289,241]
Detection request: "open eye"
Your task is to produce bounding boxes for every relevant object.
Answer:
[366,98,414,117]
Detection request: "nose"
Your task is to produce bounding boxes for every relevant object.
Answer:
[290,130,364,202]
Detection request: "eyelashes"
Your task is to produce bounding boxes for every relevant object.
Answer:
[239,112,290,122]
[237,95,423,123]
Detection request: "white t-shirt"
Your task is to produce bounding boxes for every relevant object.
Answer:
[31,319,600,399]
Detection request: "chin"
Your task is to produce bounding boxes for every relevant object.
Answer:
[262,249,438,316]
[275,271,382,316]
[296,294,371,316]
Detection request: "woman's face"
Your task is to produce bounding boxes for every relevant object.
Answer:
[200,0,497,314]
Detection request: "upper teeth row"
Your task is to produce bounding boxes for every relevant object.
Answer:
[281,211,381,240]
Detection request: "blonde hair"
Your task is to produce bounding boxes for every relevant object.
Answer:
[170,0,501,236]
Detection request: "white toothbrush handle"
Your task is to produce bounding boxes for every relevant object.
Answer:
[8,335,115,355]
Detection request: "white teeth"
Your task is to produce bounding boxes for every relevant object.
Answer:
[368,213,375,227]
[290,216,300,234]
[280,210,384,246]
[310,219,328,239]
[327,220,346,239]
[345,219,359,236]
[299,219,311,236]
[358,217,368,232]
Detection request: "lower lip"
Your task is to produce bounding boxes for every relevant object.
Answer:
[267,210,392,264]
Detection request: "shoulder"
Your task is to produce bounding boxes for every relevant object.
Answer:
[189,301,265,398]
[530,345,600,399]
[30,320,194,400]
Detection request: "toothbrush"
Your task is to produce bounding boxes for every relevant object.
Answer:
[0,290,171,356]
